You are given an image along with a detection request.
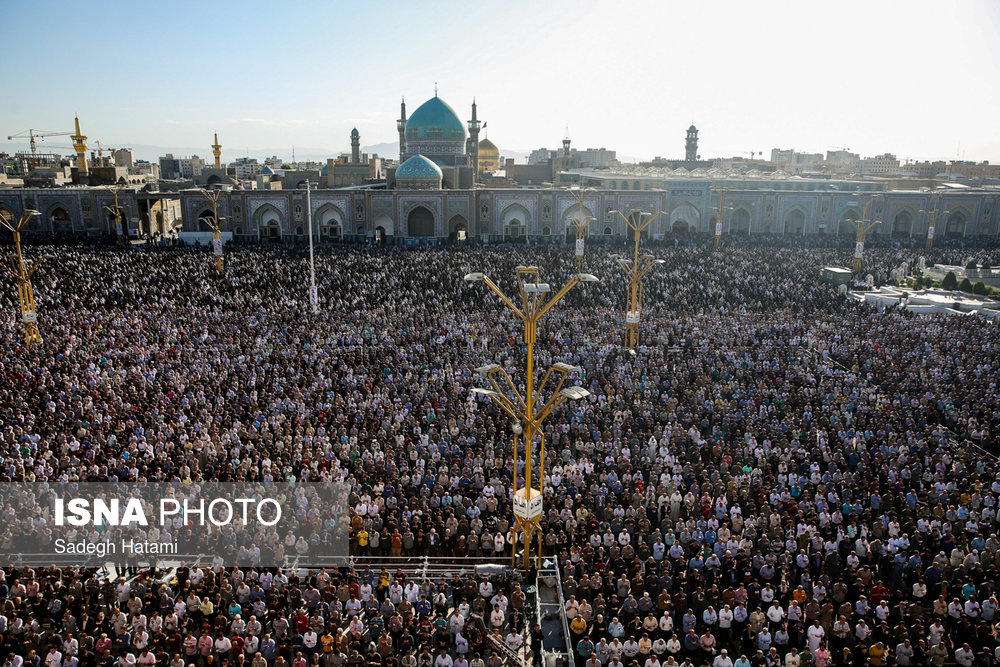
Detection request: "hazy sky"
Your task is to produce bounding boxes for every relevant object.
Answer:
[2,0,998,163]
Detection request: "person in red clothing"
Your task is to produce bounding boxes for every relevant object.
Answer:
[869,582,888,605]
[294,610,310,635]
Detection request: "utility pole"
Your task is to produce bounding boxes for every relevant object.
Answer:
[0,209,44,345]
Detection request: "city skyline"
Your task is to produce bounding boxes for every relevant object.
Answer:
[2,0,999,164]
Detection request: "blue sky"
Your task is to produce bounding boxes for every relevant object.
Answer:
[2,0,998,163]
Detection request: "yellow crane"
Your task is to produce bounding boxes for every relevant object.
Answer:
[7,128,73,166]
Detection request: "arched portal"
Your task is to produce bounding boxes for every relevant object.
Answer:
[945,210,966,238]
[107,206,127,235]
[373,214,394,239]
[254,204,284,241]
[669,204,700,233]
[892,210,913,237]
[196,208,215,232]
[729,207,750,234]
[316,204,345,240]
[837,207,859,236]
[562,203,595,239]
[407,206,436,237]
[449,214,468,242]
[48,205,73,233]
[501,203,530,240]
[783,208,806,235]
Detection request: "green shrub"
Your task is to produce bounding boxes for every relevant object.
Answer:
[966,260,979,271]
[958,277,974,293]
[973,282,988,296]
[941,271,958,290]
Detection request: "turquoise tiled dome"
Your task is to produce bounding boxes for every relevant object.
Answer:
[396,154,443,181]
[320,163,328,176]
[405,96,468,142]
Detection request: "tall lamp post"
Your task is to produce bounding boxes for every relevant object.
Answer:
[919,194,947,250]
[713,188,732,250]
[0,209,44,345]
[568,188,595,272]
[850,194,881,274]
[305,180,318,314]
[105,184,126,247]
[612,208,664,351]
[198,188,227,272]
[464,266,597,571]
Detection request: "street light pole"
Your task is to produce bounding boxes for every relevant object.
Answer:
[0,209,44,345]
[305,180,318,314]
[199,188,227,272]
[105,184,126,247]
[851,194,881,274]
[612,208,664,351]
[569,188,594,272]
[465,267,598,571]
[919,194,947,250]
[714,187,731,250]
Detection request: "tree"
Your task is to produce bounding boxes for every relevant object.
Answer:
[983,261,992,272]
[958,277,973,293]
[966,260,979,271]
[941,271,958,291]
[973,281,988,296]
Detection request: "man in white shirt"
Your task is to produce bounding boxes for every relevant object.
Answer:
[713,650,733,667]
[955,644,975,667]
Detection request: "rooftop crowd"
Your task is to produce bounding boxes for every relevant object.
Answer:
[1,237,1000,667]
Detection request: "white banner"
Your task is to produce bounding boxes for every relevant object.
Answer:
[22,311,37,324]
[212,239,223,256]
[927,226,935,239]
[309,286,318,305]
[116,223,123,235]
[625,311,640,325]
[854,242,864,259]
[715,222,723,236]
[575,238,584,256]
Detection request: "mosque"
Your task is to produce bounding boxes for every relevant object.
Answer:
[1,92,998,243]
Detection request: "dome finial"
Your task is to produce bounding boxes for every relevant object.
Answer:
[434,81,438,97]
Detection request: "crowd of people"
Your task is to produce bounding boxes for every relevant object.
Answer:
[1,238,1000,667]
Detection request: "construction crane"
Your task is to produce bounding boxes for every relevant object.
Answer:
[7,129,73,158]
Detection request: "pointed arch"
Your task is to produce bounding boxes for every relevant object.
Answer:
[449,214,468,242]
[891,209,914,237]
[500,203,531,239]
[729,207,751,234]
[945,210,967,238]
[783,206,807,235]
[407,205,436,237]
[837,207,860,235]
[196,208,216,232]
[669,204,701,233]
[253,203,284,240]
[373,213,394,239]
[315,203,346,239]
[45,203,73,233]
